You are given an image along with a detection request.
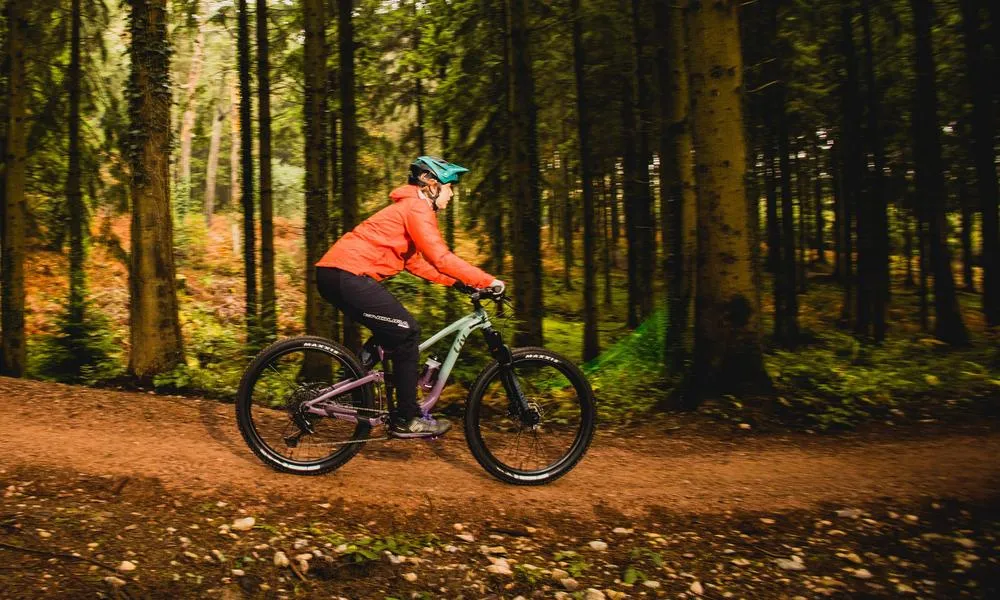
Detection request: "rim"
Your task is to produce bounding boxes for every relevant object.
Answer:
[474,358,590,476]
[246,346,370,466]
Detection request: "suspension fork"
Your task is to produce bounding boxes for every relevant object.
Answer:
[482,327,536,424]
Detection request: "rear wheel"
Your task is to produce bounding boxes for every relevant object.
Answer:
[236,336,376,475]
[464,347,596,485]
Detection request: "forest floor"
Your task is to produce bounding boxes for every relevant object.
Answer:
[1,376,998,599]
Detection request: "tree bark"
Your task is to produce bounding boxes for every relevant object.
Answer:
[237,0,257,343]
[177,4,205,219]
[958,0,998,325]
[339,0,360,351]
[1,0,28,376]
[571,0,598,361]
[910,0,969,345]
[630,0,655,320]
[685,0,769,401]
[304,0,331,344]
[126,0,184,380]
[764,140,779,273]
[960,179,974,291]
[204,97,223,226]
[68,0,85,328]
[657,0,696,372]
[813,145,826,264]
[229,75,240,210]
[775,56,799,344]
[505,0,544,346]
[258,0,276,342]
[839,3,860,327]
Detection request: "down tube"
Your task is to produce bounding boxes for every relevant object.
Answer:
[419,315,490,415]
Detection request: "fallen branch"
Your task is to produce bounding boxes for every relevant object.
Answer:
[0,540,120,573]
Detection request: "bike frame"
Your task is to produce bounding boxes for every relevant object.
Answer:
[298,305,495,425]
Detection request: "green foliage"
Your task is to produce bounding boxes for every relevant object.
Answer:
[339,533,440,565]
[151,307,247,398]
[764,330,1000,430]
[28,300,124,385]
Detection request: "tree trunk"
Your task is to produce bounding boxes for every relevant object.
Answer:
[237,0,257,343]
[630,0,655,321]
[839,3,860,327]
[813,145,826,264]
[775,62,799,344]
[339,0,360,351]
[959,0,999,325]
[229,75,240,210]
[609,162,620,253]
[177,4,205,219]
[910,0,969,345]
[561,147,573,290]
[204,99,223,227]
[258,0,276,342]
[1,0,28,376]
[68,0,85,329]
[903,206,914,288]
[620,23,641,329]
[506,0,544,346]
[860,0,888,341]
[126,0,184,380]
[764,141,779,273]
[601,173,612,306]
[328,72,341,341]
[831,144,842,280]
[304,0,331,344]
[960,179,974,291]
[685,0,769,401]
[571,0,598,361]
[657,0,696,372]
[796,155,807,293]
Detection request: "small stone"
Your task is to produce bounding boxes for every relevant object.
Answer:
[403,572,418,582]
[588,540,608,551]
[605,591,626,600]
[561,578,580,591]
[457,533,475,543]
[104,576,127,588]
[453,523,464,531]
[273,551,289,568]
[231,569,245,577]
[444,545,458,553]
[612,527,633,535]
[38,531,51,539]
[852,568,873,580]
[690,581,704,595]
[739,423,751,430]
[731,558,750,567]
[585,589,606,600]
[775,557,806,571]
[903,515,919,524]
[551,568,569,579]
[896,583,917,594]
[117,561,137,573]
[759,518,776,525]
[955,538,977,549]
[211,550,226,563]
[642,580,661,589]
[835,508,863,519]
[294,553,313,562]
[844,552,863,564]
[486,563,513,576]
[231,517,255,532]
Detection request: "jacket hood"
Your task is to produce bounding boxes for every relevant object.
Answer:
[389,185,421,203]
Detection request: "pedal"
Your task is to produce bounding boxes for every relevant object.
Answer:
[283,431,305,448]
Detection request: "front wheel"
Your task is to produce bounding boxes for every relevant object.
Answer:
[464,347,596,485]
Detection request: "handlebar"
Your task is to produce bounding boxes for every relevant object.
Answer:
[454,283,508,304]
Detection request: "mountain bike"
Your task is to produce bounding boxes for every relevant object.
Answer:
[235,286,596,485]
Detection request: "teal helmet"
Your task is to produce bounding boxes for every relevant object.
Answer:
[409,156,469,185]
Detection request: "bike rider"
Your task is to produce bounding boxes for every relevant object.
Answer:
[316,156,504,438]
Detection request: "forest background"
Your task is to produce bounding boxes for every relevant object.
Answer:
[0,0,997,431]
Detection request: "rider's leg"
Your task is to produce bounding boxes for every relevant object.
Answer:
[316,267,423,421]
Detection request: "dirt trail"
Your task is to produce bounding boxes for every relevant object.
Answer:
[2,376,998,518]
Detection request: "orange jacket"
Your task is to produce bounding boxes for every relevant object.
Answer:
[316,185,494,288]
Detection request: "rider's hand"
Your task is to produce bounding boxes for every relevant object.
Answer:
[452,281,476,294]
[487,279,506,296]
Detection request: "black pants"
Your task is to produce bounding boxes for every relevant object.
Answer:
[317,267,422,421]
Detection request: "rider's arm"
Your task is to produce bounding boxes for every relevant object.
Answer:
[404,201,494,288]
[404,252,456,286]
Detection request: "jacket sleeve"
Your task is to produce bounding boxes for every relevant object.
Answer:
[404,252,456,286]
[404,200,495,288]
